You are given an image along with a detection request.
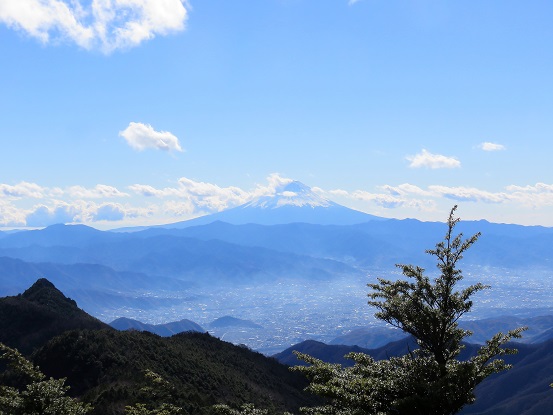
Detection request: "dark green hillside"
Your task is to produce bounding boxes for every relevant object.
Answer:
[0,278,109,354]
[33,329,317,415]
[0,280,318,415]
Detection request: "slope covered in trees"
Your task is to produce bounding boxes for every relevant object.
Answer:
[0,279,318,415]
[33,329,317,415]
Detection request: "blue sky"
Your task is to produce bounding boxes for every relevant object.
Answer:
[0,0,552,228]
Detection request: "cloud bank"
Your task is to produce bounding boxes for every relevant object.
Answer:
[120,122,183,152]
[0,0,188,53]
[2,176,553,228]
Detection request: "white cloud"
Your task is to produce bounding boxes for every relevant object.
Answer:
[428,185,508,203]
[93,203,126,221]
[0,0,187,53]
[177,177,250,211]
[25,203,79,227]
[128,184,170,197]
[327,189,350,197]
[349,189,435,211]
[130,177,251,212]
[129,174,293,210]
[504,183,553,207]
[119,122,183,152]
[250,173,294,199]
[67,184,129,199]
[479,142,506,151]
[505,183,553,193]
[4,176,553,229]
[352,190,406,208]
[0,182,46,199]
[407,149,461,169]
[0,0,94,47]
[381,183,432,197]
[0,201,27,226]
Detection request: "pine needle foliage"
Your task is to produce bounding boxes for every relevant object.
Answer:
[295,206,525,415]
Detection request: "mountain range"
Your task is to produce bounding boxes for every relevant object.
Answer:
[109,316,205,336]
[1,180,553,352]
[0,209,552,315]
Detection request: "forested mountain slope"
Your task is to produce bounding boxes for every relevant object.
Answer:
[0,280,319,415]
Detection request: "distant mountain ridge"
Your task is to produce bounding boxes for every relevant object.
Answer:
[330,315,553,349]
[1,213,553,325]
[110,316,205,336]
[208,316,263,329]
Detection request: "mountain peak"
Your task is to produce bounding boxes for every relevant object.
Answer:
[278,180,311,193]
[22,278,79,314]
[1,279,110,354]
[152,179,384,228]
[245,180,332,210]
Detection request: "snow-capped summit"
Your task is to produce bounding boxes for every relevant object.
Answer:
[163,180,384,228]
[243,180,332,209]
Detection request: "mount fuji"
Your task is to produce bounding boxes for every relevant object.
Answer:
[163,181,384,228]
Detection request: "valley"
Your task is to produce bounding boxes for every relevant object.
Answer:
[93,265,553,355]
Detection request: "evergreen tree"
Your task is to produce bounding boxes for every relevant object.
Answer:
[295,206,525,415]
[212,403,293,415]
[125,370,185,415]
[0,342,92,415]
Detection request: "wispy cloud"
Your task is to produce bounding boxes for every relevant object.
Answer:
[323,181,553,213]
[0,182,47,199]
[505,183,553,208]
[479,142,506,151]
[406,149,461,169]
[506,183,553,193]
[67,184,129,199]
[351,190,409,209]
[0,0,187,53]
[119,122,183,152]
[428,185,508,203]
[130,176,271,213]
[380,183,432,197]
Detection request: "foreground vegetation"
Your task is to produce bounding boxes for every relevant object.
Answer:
[294,207,525,414]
